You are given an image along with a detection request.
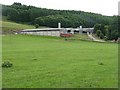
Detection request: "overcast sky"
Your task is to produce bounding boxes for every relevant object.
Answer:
[1,0,119,16]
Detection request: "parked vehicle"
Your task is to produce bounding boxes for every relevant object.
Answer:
[60,33,73,37]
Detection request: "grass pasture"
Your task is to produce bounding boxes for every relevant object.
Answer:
[1,21,47,34]
[2,35,118,88]
[2,21,35,31]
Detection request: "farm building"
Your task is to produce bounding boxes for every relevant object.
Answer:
[20,28,62,36]
[19,27,94,36]
[19,23,94,37]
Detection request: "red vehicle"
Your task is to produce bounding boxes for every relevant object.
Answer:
[60,33,73,37]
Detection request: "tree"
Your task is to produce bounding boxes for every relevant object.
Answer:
[99,32,104,39]
[35,24,39,28]
[100,24,105,35]
[12,2,22,6]
[2,2,113,28]
[96,30,101,37]
[94,24,101,33]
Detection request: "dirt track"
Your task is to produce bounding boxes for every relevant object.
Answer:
[87,32,105,42]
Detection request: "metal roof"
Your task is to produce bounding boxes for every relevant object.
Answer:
[21,28,63,32]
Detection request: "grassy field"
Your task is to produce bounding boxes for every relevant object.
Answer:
[1,20,47,34]
[70,34,91,41]
[2,21,35,30]
[2,35,118,88]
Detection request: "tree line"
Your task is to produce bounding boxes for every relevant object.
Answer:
[94,16,119,40]
[2,2,119,40]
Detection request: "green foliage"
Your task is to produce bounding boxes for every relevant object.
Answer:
[94,24,105,34]
[12,2,22,6]
[104,36,108,41]
[2,3,112,27]
[2,61,13,68]
[94,20,119,40]
[96,30,101,37]
[94,24,101,33]
[109,16,119,40]
[94,24,105,39]
[99,32,104,39]
[35,24,39,28]
[35,14,85,28]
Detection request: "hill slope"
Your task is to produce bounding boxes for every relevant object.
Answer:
[2,3,113,28]
[1,20,47,34]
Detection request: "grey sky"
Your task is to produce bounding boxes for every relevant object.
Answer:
[1,0,119,16]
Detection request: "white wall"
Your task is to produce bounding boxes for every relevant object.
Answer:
[21,31,60,36]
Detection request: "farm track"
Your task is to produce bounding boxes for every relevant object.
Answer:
[87,32,105,42]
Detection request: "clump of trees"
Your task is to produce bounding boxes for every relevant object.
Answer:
[34,14,86,28]
[94,16,119,40]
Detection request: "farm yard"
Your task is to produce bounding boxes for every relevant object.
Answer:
[2,34,118,88]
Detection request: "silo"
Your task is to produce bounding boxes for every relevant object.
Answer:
[58,23,61,29]
[79,26,83,33]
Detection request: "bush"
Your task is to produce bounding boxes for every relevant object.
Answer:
[35,24,39,28]
[99,32,104,39]
[104,36,108,41]
[96,30,101,37]
[2,61,13,68]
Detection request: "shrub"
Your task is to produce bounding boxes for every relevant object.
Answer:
[2,61,13,68]
[96,30,101,37]
[35,24,39,28]
[99,32,104,39]
[104,36,108,41]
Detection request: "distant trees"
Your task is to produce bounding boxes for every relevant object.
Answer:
[109,16,119,40]
[94,16,119,40]
[2,2,112,27]
[34,14,86,28]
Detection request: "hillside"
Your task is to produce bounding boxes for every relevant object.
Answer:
[2,21,35,30]
[2,2,114,28]
[1,21,35,34]
[1,20,47,34]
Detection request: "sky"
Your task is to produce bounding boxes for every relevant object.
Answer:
[0,0,120,16]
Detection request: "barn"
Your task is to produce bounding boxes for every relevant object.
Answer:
[20,28,64,36]
[19,23,94,37]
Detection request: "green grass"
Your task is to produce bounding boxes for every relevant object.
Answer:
[2,21,35,31]
[2,35,118,88]
[69,34,91,41]
[1,20,47,34]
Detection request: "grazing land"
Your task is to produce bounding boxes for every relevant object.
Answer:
[1,21,47,34]
[2,35,118,88]
[2,21,35,31]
